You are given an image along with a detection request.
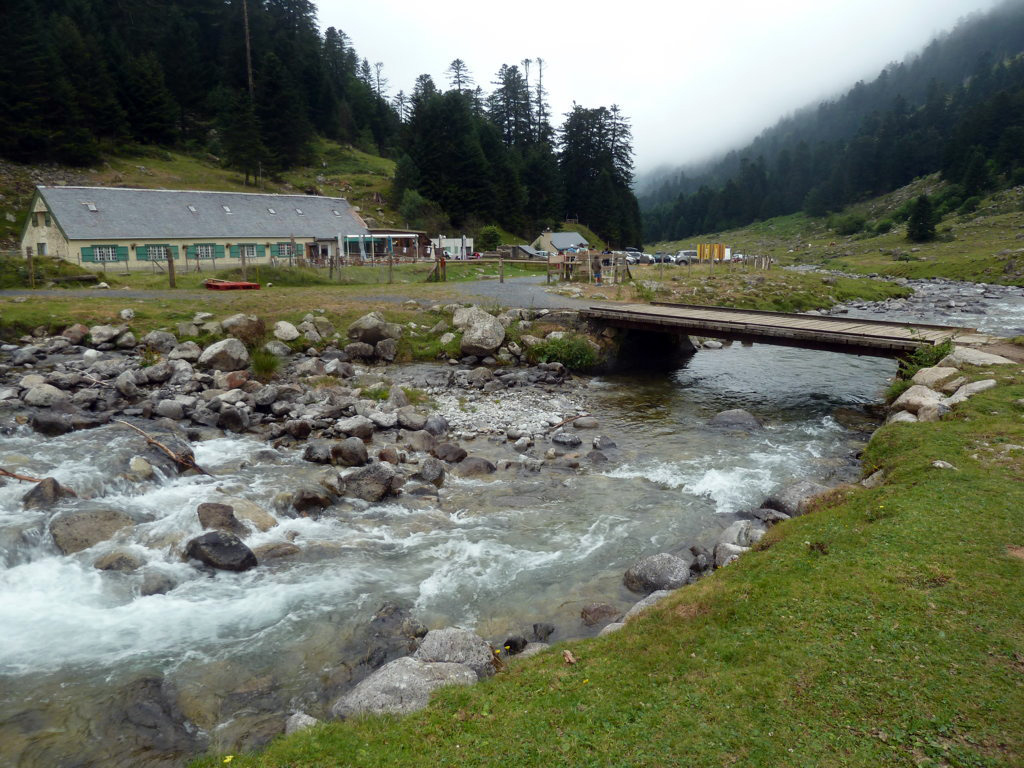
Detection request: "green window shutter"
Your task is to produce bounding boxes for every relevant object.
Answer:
[230,245,239,259]
[169,245,179,260]
[187,245,196,260]
[215,244,225,259]
[136,245,149,261]
[270,243,279,257]
[81,246,95,263]
[256,244,266,258]
[116,245,129,262]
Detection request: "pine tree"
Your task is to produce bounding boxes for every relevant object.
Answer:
[907,194,938,242]
[446,59,474,93]
[121,53,179,145]
[221,90,267,185]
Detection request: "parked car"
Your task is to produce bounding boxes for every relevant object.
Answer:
[675,249,698,264]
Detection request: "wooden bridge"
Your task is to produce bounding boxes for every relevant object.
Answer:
[582,302,986,357]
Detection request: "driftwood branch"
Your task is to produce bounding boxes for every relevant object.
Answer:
[544,414,592,433]
[0,467,47,483]
[113,419,211,476]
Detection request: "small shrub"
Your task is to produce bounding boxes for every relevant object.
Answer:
[250,348,281,381]
[874,219,893,234]
[885,378,914,403]
[895,339,953,382]
[362,385,389,400]
[402,386,430,406]
[138,347,161,368]
[527,334,599,370]
[957,196,981,215]
[830,213,867,236]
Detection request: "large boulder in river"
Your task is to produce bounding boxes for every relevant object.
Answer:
[344,462,401,502]
[141,331,177,353]
[890,384,942,414]
[50,509,134,554]
[708,408,763,431]
[624,552,693,594]
[413,627,496,679]
[330,656,476,719]
[23,477,77,509]
[762,479,830,517]
[184,531,257,571]
[459,309,505,357]
[196,502,247,535]
[198,338,250,371]
[938,346,1015,368]
[347,312,403,344]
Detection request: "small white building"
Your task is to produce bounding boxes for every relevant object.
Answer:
[19,186,370,269]
[429,235,474,259]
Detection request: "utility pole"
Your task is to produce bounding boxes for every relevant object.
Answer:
[241,0,255,98]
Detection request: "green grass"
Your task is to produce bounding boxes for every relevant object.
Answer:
[193,365,1024,767]
[0,253,96,289]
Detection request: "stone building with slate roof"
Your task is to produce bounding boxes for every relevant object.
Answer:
[19,186,371,269]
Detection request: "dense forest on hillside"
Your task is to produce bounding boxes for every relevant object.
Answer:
[642,0,1024,242]
[0,0,641,246]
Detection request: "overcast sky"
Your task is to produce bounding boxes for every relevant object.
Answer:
[318,0,1003,178]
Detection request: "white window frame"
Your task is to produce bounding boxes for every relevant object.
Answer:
[195,244,215,259]
[240,244,256,259]
[94,245,118,262]
[149,245,168,261]
[279,242,295,257]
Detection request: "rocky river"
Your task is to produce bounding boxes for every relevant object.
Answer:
[0,276,1022,766]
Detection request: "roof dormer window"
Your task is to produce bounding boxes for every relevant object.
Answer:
[222,205,232,213]
[295,208,304,215]
[83,202,98,212]
[331,209,342,216]
[187,205,197,213]
[267,208,276,214]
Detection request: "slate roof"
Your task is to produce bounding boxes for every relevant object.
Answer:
[516,244,541,257]
[36,186,369,240]
[549,231,589,250]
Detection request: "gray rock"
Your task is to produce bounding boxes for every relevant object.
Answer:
[333,436,369,467]
[23,383,69,407]
[573,416,599,429]
[263,340,293,358]
[217,406,249,433]
[460,311,506,357]
[273,321,300,341]
[347,312,403,344]
[336,415,375,439]
[22,477,77,509]
[717,520,767,548]
[218,497,277,532]
[624,552,692,594]
[551,431,582,447]
[414,456,446,488]
[581,602,619,626]
[403,429,436,454]
[886,410,918,424]
[30,411,73,436]
[50,509,133,554]
[176,322,200,338]
[911,366,959,388]
[344,341,376,360]
[285,712,319,735]
[433,443,467,463]
[344,461,401,502]
[115,370,139,398]
[196,502,247,535]
[943,379,997,407]
[622,589,674,621]
[141,331,177,353]
[598,622,625,636]
[763,479,830,517]
[62,323,89,344]
[184,531,257,571]
[94,549,144,572]
[387,386,410,408]
[143,360,173,385]
[221,313,264,340]
[89,324,126,345]
[330,656,476,719]
[708,408,763,431]
[168,341,202,362]
[376,338,398,362]
[937,346,1015,367]
[397,407,427,431]
[198,338,250,371]
[890,385,942,414]
[455,457,496,477]
[413,627,495,679]
[155,400,184,420]
[116,331,137,349]
[423,414,449,436]
[714,542,749,568]
[168,359,195,386]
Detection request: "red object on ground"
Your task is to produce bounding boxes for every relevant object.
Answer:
[204,278,260,291]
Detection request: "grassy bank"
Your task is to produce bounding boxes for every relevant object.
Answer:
[194,362,1024,768]
[649,176,1024,286]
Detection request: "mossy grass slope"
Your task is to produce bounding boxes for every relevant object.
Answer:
[193,364,1024,768]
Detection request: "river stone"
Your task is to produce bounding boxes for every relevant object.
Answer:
[762,479,830,517]
[746,507,792,524]
[911,366,960,388]
[718,520,767,548]
[344,462,400,502]
[551,431,582,447]
[344,341,376,360]
[347,312,403,344]
[887,410,918,424]
[336,415,375,439]
[423,414,450,437]
[387,386,410,408]
[581,603,620,626]
[708,408,763,431]
[397,407,427,431]
[23,383,69,407]
[184,531,257,571]
[455,457,496,477]
[413,627,495,679]
[938,346,1016,367]
[218,405,249,433]
[155,399,184,420]
[291,486,335,516]
[197,502,247,535]
[22,477,77,509]
[115,370,139,398]
[264,340,293,358]
[624,552,693,594]
[917,402,951,422]
[599,622,625,636]
[285,712,319,735]
[623,589,674,621]
[414,456,446,488]
[253,541,301,561]
[221,313,264,340]
[943,378,998,407]
[50,509,134,554]
[30,411,73,436]
[94,549,144,572]
[62,323,89,344]
[890,384,942,414]
[166,341,201,363]
[198,338,250,371]
[138,332,175,355]
[333,436,369,466]
[330,656,476,719]
[376,338,398,362]
[433,442,467,463]
[273,321,300,341]
[217,497,277,531]
[714,542,749,568]
[368,410,398,429]
[89,324,126,345]
[403,429,436,454]
[460,312,506,357]
[573,416,599,429]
